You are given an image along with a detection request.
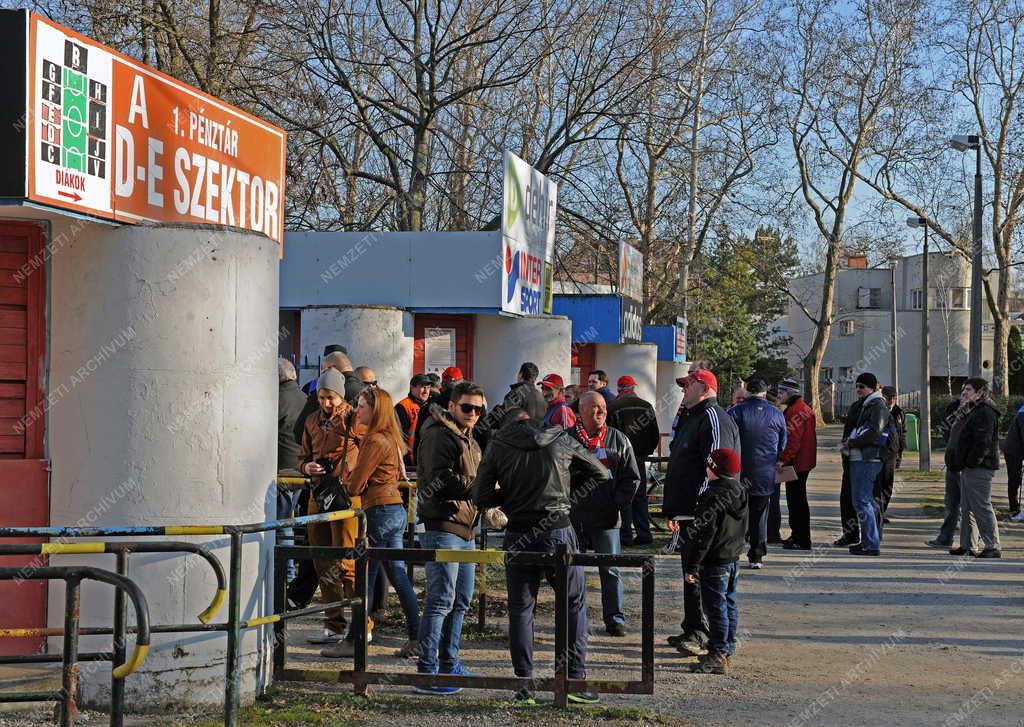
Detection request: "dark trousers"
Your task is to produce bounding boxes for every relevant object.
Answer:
[936,469,962,546]
[620,467,653,544]
[874,460,896,515]
[785,470,812,546]
[286,488,319,608]
[504,527,588,679]
[678,530,709,638]
[700,561,739,657]
[768,485,783,541]
[746,494,770,562]
[1007,456,1023,515]
[840,456,859,538]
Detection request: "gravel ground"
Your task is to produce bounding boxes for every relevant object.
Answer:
[3,427,1022,726]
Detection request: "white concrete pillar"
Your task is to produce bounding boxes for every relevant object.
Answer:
[47,225,278,709]
[472,315,572,407]
[594,343,658,402]
[656,361,688,443]
[298,305,414,397]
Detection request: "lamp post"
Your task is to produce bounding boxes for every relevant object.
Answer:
[949,134,983,376]
[907,216,931,472]
[888,256,899,393]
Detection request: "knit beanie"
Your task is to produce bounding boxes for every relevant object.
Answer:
[855,372,878,390]
[707,448,741,477]
[317,368,346,396]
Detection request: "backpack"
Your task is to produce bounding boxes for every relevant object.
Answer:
[879,414,900,463]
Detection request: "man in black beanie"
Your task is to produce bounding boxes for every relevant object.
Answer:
[840,372,889,556]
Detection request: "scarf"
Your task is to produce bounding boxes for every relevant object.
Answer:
[575,421,611,471]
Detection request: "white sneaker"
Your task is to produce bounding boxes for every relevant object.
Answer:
[307,628,345,644]
[749,561,764,570]
[1011,511,1024,522]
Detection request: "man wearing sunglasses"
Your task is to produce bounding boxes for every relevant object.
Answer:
[414,381,486,692]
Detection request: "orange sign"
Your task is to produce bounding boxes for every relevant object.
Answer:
[27,14,286,244]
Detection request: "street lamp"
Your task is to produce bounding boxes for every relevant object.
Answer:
[887,255,899,394]
[907,215,931,472]
[948,134,983,377]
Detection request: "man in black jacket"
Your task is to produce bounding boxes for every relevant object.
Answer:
[842,373,890,556]
[607,375,661,546]
[834,393,864,547]
[682,448,747,675]
[1000,402,1024,519]
[472,408,608,706]
[571,391,640,636]
[927,396,967,548]
[663,368,740,656]
[945,378,1002,557]
[496,362,547,424]
[874,386,906,521]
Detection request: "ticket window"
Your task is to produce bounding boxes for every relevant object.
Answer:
[413,314,474,380]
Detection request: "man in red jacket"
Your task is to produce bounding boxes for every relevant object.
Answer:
[776,379,817,550]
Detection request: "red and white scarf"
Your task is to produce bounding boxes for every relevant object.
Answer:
[575,422,610,470]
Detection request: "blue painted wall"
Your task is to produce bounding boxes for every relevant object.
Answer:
[551,294,622,343]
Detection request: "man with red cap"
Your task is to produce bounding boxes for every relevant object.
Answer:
[663,368,740,657]
[683,448,748,674]
[608,375,661,545]
[540,373,577,430]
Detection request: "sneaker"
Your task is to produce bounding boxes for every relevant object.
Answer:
[882,517,892,525]
[666,632,687,647]
[848,545,880,556]
[443,661,475,677]
[925,539,952,549]
[395,639,420,659]
[749,560,763,570]
[320,640,355,658]
[782,540,812,550]
[605,623,627,637]
[974,548,1002,558]
[676,637,708,657]
[512,688,538,707]
[833,534,859,547]
[689,652,729,674]
[413,671,462,695]
[567,690,600,704]
[1011,511,1024,522]
[307,628,344,645]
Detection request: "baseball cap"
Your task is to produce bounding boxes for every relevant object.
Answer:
[442,366,464,382]
[323,344,348,356]
[881,385,897,398]
[540,373,565,389]
[410,374,432,387]
[676,369,718,391]
[707,448,741,477]
[617,375,637,389]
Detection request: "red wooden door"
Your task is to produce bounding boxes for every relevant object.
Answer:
[571,343,596,385]
[413,314,474,380]
[0,222,49,655]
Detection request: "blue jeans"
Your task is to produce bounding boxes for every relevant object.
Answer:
[416,530,475,673]
[699,561,739,656]
[275,487,301,581]
[575,525,624,627]
[850,460,883,550]
[504,527,588,679]
[365,504,421,639]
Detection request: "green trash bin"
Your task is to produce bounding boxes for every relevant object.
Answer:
[905,412,919,452]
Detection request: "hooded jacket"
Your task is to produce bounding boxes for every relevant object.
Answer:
[946,397,1001,472]
[846,391,890,462]
[780,395,817,473]
[499,381,548,424]
[664,397,741,519]
[416,404,482,540]
[682,474,748,572]
[472,421,608,532]
[278,379,308,470]
[1000,404,1024,460]
[729,396,787,496]
[570,425,641,530]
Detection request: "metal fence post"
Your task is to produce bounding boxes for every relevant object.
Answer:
[110,551,129,727]
[224,532,243,727]
[272,546,287,676]
[553,543,569,709]
[476,528,487,633]
[641,556,655,690]
[60,576,82,727]
[353,550,368,696]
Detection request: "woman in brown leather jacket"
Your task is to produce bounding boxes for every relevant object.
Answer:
[321,387,422,659]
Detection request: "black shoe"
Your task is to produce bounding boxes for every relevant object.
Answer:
[834,534,859,547]
[767,536,785,545]
[782,540,812,550]
[949,547,972,556]
[633,536,654,546]
[974,548,1002,558]
[848,545,880,556]
[925,539,952,549]
[605,623,627,637]
[882,517,891,525]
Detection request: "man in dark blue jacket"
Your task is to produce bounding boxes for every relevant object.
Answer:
[664,368,740,656]
[729,378,787,568]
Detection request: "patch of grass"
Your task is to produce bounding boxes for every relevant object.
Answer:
[172,689,671,726]
[899,470,946,481]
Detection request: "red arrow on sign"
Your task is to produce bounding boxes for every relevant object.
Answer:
[57,190,82,202]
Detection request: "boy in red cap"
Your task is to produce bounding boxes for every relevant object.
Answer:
[682,447,748,674]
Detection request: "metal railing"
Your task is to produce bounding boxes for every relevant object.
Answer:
[0,565,151,727]
[273,542,656,708]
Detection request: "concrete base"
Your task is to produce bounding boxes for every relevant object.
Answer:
[45,224,279,709]
[655,361,688,443]
[594,343,658,402]
[473,315,572,407]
